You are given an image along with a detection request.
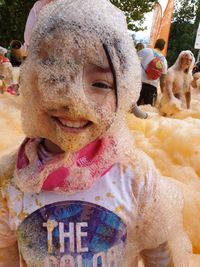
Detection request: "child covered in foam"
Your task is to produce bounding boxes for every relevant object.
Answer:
[159,51,195,117]
[0,0,191,266]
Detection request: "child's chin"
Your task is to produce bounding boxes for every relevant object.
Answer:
[56,138,93,153]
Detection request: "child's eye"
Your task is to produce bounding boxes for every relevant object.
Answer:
[92,82,112,89]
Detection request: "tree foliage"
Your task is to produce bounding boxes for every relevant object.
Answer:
[167,0,199,66]
[0,0,158,48]
[110,0,158,31]
[0,0,35,47]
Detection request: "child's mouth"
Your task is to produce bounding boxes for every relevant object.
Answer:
[52,116,92,133]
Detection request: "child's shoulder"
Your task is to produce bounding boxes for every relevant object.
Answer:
[0,151,17,188]
[121,149,158,201]
[125,149,183,210]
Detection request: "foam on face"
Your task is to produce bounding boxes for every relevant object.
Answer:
[20,0,141,153]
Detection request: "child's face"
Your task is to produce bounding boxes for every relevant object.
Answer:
[22,35,116,152]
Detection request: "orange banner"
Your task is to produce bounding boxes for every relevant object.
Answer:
[149,3,162,48]
[157,0,174,56]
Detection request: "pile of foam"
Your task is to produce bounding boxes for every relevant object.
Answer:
[127,88,200,265]
[0,94,23,157]
[158,87,200,118]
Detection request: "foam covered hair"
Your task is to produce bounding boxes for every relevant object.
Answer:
[22,0,141,111]
[172,50,195,72]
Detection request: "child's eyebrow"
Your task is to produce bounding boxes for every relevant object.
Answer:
[86,64,112,74]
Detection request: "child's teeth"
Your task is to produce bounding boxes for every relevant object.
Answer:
[59,119,88,128]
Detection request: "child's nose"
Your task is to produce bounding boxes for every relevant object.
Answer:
[51,78,87,103]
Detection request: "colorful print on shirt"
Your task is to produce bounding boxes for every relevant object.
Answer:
[18,201,127,267]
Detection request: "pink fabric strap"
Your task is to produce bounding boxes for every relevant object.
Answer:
[15,137,116,193]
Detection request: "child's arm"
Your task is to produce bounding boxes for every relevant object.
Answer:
[162,71,175,101]
[139,175,191,267]
[131,155,191,267]
[0,191,19,266]
[0,151,19,266]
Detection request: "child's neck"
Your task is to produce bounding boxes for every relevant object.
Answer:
[43,139,64,154]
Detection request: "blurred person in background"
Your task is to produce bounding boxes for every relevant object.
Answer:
[137,39,167,106]
[161,50,195,110]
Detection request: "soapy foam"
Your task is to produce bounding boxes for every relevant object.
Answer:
[0,0,197,265]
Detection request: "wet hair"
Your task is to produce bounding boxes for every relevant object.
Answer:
[170,50,195,75]
[103,43,118,108]
[135,42,144,52]
[154,39,166,51]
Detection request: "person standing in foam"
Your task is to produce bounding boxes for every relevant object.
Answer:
[23,0,54,51]
[137,39,168,106]
[0,0,191,266]
[162,50,195,109]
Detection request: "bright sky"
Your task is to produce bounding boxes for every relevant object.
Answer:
[135,0,168,41]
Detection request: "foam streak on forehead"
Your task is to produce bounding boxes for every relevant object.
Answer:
[30,0,124,49]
